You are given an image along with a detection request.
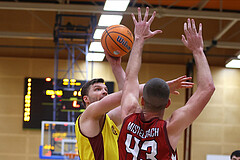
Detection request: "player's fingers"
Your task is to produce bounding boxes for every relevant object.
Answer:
[180,77,192,82]
[143,7,149,22]
[181,35,188,46]
[191,19,197,34]
[152,30,162,36]
[181,81,194,85]
[187,18,192,33]
[179,85,191,89]
[184,22,190,37]
[138,7,142,22]
[199,23,202,36]
[131,13,137,25]
[181,84,194,88]
[148,10,156,25]
[104,50,110,57]
[181,82,194,86]
[175,75,187,81]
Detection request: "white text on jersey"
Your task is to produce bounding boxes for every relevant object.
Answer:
[127,122,159,139]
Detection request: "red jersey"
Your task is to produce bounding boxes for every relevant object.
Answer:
[118,113,177,160]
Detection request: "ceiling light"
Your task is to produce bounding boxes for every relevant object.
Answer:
[89,42,104,52]
[104,0,130,11]
[225,59,240,68]
[93,29,105,39]
[86,52,105,61]
[98,15,123,26]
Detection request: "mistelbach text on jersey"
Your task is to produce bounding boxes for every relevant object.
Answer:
[127,121,160,138]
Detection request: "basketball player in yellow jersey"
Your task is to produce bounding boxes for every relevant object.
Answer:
[75,7,194,160]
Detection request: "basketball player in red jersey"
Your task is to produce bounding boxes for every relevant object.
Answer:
[118,7,215,160]
[76,44,193,159]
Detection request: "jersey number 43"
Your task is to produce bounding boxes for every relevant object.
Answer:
[125,134,157,160]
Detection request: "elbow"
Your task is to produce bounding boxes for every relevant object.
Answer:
[197,82,215,100]
[209,81,215,92]
[199,81,215,96]
[207,82,215,95]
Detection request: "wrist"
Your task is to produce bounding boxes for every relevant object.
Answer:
[134,36,145,42]
[192,48,204,54]
[110,63,121,68]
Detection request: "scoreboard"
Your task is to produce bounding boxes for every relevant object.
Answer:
[23,77,114,129]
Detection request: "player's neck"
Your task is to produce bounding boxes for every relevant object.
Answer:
[142,110,164,121]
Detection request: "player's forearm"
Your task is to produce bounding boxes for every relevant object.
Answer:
[93,91,123,117]
[193,49,215,92]
[125,37,144,79]
[111,64,126,90]
[121,38,144,119]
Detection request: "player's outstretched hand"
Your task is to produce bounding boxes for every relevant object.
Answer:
[131,7,162,40]
[167,75,194,95]
[182,18,203,53]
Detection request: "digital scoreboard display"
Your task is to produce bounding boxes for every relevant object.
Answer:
[23,77,114,129]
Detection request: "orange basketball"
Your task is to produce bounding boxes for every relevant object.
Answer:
[101,25,134,57]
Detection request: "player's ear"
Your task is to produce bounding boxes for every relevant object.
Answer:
[83,95,90,105]
[165,98,171,108]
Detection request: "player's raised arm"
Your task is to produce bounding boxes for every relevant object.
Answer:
[105,52,126,126]
[105,53,125,91]
[121,7,162,120]
[167,19,215,149]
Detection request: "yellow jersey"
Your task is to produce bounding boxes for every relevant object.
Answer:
[75,114,119,160]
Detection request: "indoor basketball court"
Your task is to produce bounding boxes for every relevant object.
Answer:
[0,0,239,160]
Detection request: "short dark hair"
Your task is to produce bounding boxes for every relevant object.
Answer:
[143,78,170,111]
[231,150,240,159]
[81,78,105,106]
